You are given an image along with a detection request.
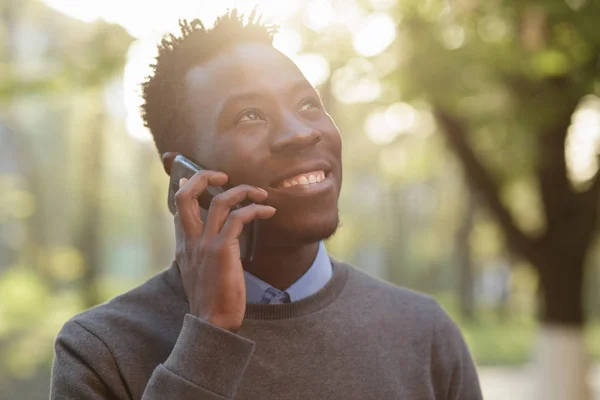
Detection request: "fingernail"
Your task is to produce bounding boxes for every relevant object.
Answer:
[256,187,268,195]
[179,178,187,187]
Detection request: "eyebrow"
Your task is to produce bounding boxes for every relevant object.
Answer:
[218,80,317,116]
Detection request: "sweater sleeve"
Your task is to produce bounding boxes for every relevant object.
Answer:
[142,314,255,399]
[51,321,127,400]
[51,314,256,400]
[429,304,482,400]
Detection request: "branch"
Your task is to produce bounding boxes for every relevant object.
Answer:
[433,107,543,267]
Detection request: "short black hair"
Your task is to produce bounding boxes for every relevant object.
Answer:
[141,9,277,155]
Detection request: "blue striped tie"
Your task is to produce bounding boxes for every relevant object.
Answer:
[261,287,291,304]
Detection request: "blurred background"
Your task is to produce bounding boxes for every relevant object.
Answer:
[1,0,599,399]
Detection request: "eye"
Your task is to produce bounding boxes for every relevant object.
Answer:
[237,109,266,124]
[298,98,321,113]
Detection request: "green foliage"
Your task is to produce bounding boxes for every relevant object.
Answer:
[438,291,600,366]
[0,0,133,100]
[1,0,600,397]
[0,267,83,378]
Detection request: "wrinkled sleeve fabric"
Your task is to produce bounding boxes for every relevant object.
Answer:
[429,304,483,400]
[51,321,127,400]
[51,314,256,400]
[143,314,255,399]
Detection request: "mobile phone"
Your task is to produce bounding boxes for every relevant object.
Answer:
[167,154,259,263]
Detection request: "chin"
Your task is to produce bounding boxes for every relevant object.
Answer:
[261,209,340,246]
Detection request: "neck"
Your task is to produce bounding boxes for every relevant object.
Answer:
[243,240,320,291]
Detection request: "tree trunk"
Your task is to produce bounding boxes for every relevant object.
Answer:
[77,109,105,309]
[2,1,48,278]
[538,257,585,326]
[534,324,591,400]
[456,189,476,321]
[434,104,598,400]
[532,250,590,399]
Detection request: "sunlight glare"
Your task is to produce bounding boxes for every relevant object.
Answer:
[292,53,331,86]
[45,0,309,142]
[44,0,300,39]
[332,58,382,103]
[385,102,417,133]
[42,0,384,139]
[566,95,600,186]
[123,39,156,142]
[273,29,303,58]
[43,0,225,38]
[366,109,399,145]
[333,0,365,31]
[233,0,302,22]
[303,0,334,31]
[353,13,396,57]
[43,0,104,23]
[365,102,417,145]
[368,0,397,10]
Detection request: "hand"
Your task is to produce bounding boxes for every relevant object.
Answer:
[174,171,276,333]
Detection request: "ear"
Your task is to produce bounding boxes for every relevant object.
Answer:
[162,152,178,175]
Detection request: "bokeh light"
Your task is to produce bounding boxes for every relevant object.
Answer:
[273,28,303,58]
[566,95,600,186]
[303,0,334,31]
[43,0,310,142]
[122,40,155,142]
[368,0,397,10]
[292,53,331,86]
[9,2,600,399]
[331,58,382,103]
[352,13,397,57]
[385,102,417,134]
[441,24,466,49]
[365,102,418,145]
[366,108,399,145]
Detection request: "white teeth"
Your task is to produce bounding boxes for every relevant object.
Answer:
[278,170,327,188]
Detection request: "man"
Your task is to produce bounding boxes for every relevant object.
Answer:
[51,9,482,399]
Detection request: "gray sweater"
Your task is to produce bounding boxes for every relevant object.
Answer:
[51,259,482,399]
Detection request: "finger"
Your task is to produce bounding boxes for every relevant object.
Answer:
[175,170,228,237]
[219,204,276,240]
[173,211,185,250]
[203,185,269,237]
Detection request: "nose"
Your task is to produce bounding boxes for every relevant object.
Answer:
[270,121,322,154]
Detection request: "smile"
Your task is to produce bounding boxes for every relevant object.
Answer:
[270,170,333,197]
[276,170,326,188]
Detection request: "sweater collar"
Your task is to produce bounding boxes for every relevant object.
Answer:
[163,256,349,321]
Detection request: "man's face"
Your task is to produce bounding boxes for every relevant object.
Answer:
[183,42,343,244]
